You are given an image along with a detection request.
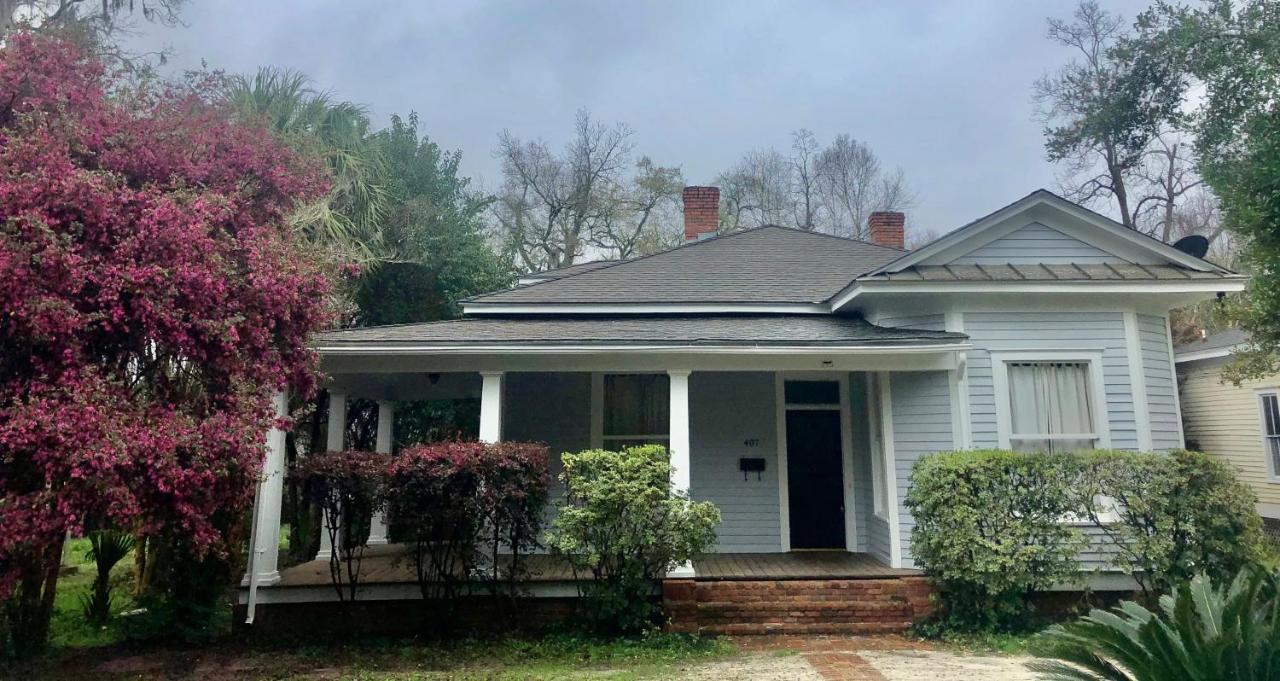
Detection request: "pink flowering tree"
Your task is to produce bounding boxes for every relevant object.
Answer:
[0,33,332,656]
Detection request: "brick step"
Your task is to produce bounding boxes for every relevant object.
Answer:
[663,576,934,636]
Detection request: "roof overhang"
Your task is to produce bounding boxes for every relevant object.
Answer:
[461,301,831,315]
[317,342,972,376]
[829,276,1246,312]
[1174,347,1236,363]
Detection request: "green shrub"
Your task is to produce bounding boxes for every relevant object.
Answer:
[1030,567,1280,680]
[1081,449,1264,599]
[905,449,1088,631]
[547,446,720,634]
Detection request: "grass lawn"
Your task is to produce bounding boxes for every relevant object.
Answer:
[48,536,137,650]
[24,537,735,680]
[29,633,736,680]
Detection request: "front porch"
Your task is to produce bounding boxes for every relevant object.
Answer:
[241,316,967,631]
[246,545,920,602]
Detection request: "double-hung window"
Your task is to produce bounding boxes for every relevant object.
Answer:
[1000,359,1104,453]
[1260,392,1280,479]
[602,374,670,448]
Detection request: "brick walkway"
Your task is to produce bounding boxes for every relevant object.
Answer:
[734,635,923,681]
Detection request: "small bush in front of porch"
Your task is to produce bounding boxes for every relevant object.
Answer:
[295,450,389,603]
[906,449,1087,632]
[548,446,720,634]
[386,441,550,610]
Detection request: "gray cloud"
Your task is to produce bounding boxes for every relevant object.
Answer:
[124,0,1153,233]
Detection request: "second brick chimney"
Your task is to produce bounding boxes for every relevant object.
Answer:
[683,186,719,242]
[868,211,905,249]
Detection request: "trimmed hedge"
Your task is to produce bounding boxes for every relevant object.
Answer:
[905,449,1086,630]
[906,448,1263,632]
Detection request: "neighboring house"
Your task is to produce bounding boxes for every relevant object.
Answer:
[1175,329,1280,531]
[240,187,1244,633]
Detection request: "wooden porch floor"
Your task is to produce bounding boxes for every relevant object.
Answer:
[265,544,917,589]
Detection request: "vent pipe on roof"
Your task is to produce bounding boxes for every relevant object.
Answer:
[868,211,905,249]
[683,186,719,242]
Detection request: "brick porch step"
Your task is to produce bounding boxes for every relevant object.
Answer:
[663,577,933,635]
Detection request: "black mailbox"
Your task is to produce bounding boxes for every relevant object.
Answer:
[739,457,766,480]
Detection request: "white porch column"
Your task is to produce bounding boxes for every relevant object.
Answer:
[368,399,393,545]
[243,390,288,587]
[667,370,695,578]
[316,391,346,560]
[479,371,504,443]
[667,370,692,494]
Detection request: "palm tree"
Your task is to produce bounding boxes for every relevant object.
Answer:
[1030,568,1280,680]
[225,67,390,263]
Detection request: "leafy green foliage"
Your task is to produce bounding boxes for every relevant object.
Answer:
[906,450,1088,631]
[547,446,720,634]
[1031,567,1280,681]
[352,112,510,326]
[1081,449,1263,599]
[81,531,134,625]
[1120,0,1280,380]
[908,448,1265,634]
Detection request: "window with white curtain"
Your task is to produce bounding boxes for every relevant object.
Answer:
[602,374,669,448]
[1006,361,1098,453]
[1260,392,1280,479]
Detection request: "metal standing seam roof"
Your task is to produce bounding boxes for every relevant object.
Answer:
[464,226,906,305]
[862,263,1241,282]
[313,314,967,348]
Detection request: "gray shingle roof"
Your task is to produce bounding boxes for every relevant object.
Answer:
[863,263,1239,282]
[466,226,905,305]
[521,260,621,282]
[314,315,966,348]
[1174,328,1247,358]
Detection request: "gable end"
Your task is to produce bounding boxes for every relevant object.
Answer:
[950,221,1130,266]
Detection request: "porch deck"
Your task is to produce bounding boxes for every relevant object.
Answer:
[262,544,918,590]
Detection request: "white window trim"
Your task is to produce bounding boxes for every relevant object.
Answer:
[1256,389,1280,483]
[775,372,858,553]
[866,375,889,519]
[990,350,1112,451]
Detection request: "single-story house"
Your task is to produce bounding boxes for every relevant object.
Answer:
[1175,329,1280,532]
[241,187,1244,634]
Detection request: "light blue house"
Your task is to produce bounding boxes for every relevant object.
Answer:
[241,188,1242,631]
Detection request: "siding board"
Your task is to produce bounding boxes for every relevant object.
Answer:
[951,222,1129,265]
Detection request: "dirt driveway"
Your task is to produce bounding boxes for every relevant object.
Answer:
[699,636,1039,681]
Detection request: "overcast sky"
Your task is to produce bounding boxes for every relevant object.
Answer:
[124,0,1152,235]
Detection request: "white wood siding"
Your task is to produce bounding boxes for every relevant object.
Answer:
[964,311,1138,451]
[951,222,1129,265]
[1139,314,1182,451]
[1179,357,1280,508]
[889,371,954,569]
[689,372,783,552]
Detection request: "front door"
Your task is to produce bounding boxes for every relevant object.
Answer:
[786,409,846,549]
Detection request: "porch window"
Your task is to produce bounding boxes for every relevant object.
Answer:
[602,373,670,448]
[1006,361,1098,453]
[1260,392,1280,479]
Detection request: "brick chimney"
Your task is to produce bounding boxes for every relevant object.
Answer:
[868,211,905,249]
[683,186,719,242]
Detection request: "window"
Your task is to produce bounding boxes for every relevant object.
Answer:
[602,374,669,448]
[1261,393,1280,479]
[1006,361,1099,453]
